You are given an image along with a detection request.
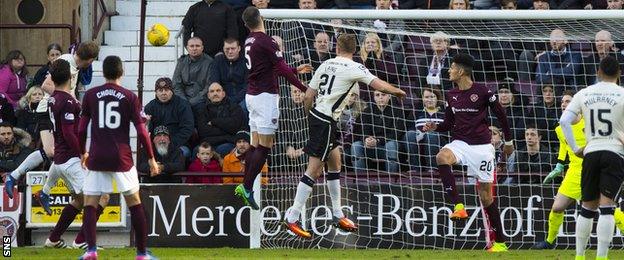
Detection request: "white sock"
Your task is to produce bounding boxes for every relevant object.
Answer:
[10,150,45,179]
[286,174,314,223]
[597,209,615,258]
[42,164,60,194]
[576,214,594,257]
[326,172,344,218]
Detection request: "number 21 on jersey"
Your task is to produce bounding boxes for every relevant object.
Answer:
[98,101,121,129]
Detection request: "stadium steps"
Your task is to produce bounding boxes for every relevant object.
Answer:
[90,0,193,154]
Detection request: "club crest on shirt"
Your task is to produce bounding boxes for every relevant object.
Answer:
[272,118,278,125]
[470,94,479,102]
[64,112,75,121]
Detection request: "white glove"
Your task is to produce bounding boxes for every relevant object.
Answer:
[373,20,387,30]
[415,130,425,143]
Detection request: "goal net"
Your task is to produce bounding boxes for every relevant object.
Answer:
[259,10,624,250]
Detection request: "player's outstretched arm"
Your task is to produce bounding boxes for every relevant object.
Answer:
[544,128,568,184]
[275,59,308,92]
[369,78,406,99]
[303,88,317,114]
[41,74,56,95]
[490,100,514,155]
[428,104,454,133]
[560,110,583,157]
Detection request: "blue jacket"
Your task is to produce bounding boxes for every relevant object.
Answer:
[536,48,582,86]
[209,53,248,106]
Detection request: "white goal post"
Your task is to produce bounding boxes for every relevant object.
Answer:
[251,9,624,250]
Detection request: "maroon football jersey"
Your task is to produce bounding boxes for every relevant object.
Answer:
[244,31,306,95]
[49,90,81,164]
[436,84,511,145]
[80,83,146,172]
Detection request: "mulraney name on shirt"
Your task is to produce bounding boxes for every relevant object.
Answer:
[583,96,618,107]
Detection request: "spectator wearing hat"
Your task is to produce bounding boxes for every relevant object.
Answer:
[138,125,185,183]
[193,82,245,157]
[172,37,214,106]
[490,78,527,141]
[144,77,194,158]
[222,131,268,184]
[185,142,223,184]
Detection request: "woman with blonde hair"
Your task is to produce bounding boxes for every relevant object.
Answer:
[16,86,44,146]
[356,33,398,99]
[449,0,470,9]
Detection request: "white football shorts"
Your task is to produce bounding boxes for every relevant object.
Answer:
[443,140,496,183]
[245,93,280,135]
[82,167,140,196]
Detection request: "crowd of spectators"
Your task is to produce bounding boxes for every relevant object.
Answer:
[2,0,623,185]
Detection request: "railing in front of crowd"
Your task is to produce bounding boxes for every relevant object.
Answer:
[137,170,547,184]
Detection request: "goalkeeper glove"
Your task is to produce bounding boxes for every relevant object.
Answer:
[543,163,564,184]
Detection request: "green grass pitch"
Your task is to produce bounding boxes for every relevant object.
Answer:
[8,248,624,259]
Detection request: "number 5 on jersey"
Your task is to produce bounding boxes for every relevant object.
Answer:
[244,46,251,70]
[98,101,121,129]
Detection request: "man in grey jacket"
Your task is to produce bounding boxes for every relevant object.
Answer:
[173,37,214,106]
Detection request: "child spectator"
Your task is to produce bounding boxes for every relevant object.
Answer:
[186,142,223,184]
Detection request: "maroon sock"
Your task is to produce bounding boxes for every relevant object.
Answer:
[243,145,270,190]
[49,204,80,242]
[75,205,104,244]
[484,200,505,243]
[82,205,98,251]
[438,164,461,205]
[129,204,147,254]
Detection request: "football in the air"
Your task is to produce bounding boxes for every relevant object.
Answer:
[147,23,170,46]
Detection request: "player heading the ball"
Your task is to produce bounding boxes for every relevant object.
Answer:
[283,33,406,239]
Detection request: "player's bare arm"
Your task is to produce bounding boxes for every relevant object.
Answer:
[369,78,406,99]
[303,87,317,114]
[297,64,313,74]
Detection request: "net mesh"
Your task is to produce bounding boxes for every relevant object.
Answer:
[260,16,624,249]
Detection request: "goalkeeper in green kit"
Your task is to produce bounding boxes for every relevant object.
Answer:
[532,91,624,249]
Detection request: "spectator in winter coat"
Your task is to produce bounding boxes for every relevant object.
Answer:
[173,37,214,106]
[209,38,248,110]
[145,77,194,157]
[193,83,245,157]
[186,142,223,184]
[535,29,582,87]
[0,122,33,173]
[31,43,63,87]
[222,131,268,184]
[16,86,44,146]
[352,90,407,172]
[182,0,238,57]
[138,126,185,183]
[0,50,29,107]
